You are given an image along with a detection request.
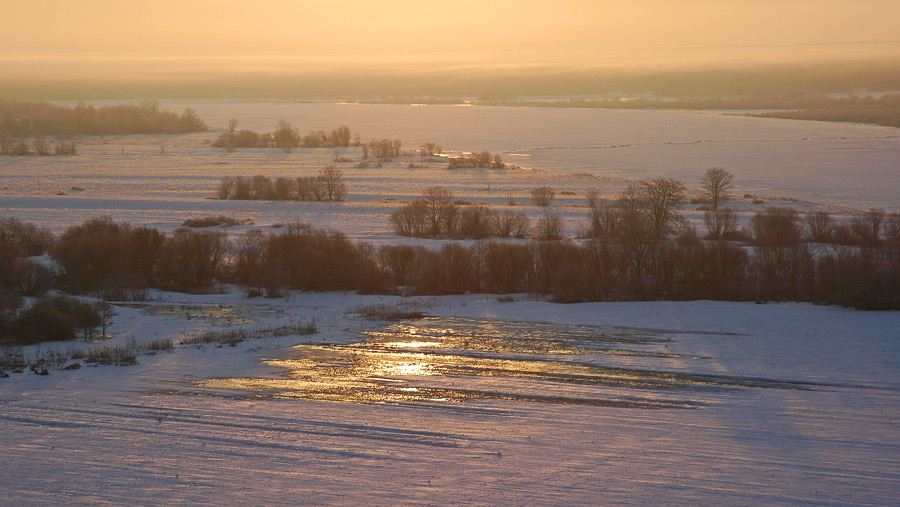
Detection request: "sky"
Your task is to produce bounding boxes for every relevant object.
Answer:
[2,0,899,96]
[4,0,900,63]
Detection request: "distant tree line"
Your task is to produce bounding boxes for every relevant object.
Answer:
[213,120,357,153]
[446,150,505,169]
[753,94,900,128]
[215,167,346,201]
[361,138,403,159]
[0,99,207,139]
[489,93,900,128]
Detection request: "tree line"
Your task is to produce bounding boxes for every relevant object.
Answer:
[0,99,207,139]
[213,120,358,153]
[2,201,899,347]
[2,165,899,344]
[216,167,346,201]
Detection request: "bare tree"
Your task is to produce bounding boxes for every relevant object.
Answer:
[422,186,457,236]
[96,299,114,338]
[296,176,324,201]
[884,212,900,244]
[703,208,739,240]
[329,126,351,147]
[317,165,347,201]
[535,212,564,240]
[700,167,734,210]
[491,210,530,238]
[584,189,621,239]
[32,137,50,155]
[805,211,833,243]
[216,177,234,199]
[389,201,429,237]
[530,186,556,207]
[751,207,802,246]
[617,183,645,215]
[274,119,299,153]
[227,118,239,133]
[641,178,686,238]
[850,208,885,247]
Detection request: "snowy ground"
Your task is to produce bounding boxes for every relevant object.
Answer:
[52,99,900,211]
[2,292,899,505]
[2,103,899,505]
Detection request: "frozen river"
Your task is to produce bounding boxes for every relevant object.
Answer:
[150,99,900,211]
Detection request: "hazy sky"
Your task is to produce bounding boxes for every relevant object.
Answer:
[3,0,899,70]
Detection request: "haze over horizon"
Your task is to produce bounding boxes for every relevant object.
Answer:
[3,0,900,98]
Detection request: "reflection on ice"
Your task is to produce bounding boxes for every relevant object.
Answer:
[188,317,823,409]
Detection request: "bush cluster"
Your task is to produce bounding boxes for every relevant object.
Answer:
[51,217,228,292]
[446,150,504,169]
[361,139,403,159]
[390,186,531,239]
[1,295,102,346]
[216,167,346,201]
[213,121,355,153]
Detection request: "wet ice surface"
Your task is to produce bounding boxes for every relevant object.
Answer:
[176,318,862,413]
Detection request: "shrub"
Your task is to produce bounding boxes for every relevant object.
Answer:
[54,142,77,155]
[296,176,325,201]
[457,205,495,239]
[158,229,228,290]
[52,219,166,292]
[0,217,54,256]
[491,210,530,238]
[850,209,885,247]
[529,186,555,207]
[2,295,101,345]
[368,139,401,159]
[10,260,53,297]
[805,211,833,242]
[380,245,420,286]
[390,201,429,237]
[751,207,802,246]
[703,208,739,240]
[236,226,381,294]
[182,215,242,228]
[480,242,533,293]
[535,212,564,241]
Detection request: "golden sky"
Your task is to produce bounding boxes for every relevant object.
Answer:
[3,0,899,72]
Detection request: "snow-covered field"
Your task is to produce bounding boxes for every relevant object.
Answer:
[55,99,900,211]
[2,292,899,505]
[1,103,899,505]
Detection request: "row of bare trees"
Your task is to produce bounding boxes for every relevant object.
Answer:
[1,212,898,333]
[390,186,532,239]
[216,167,346,201]
[213,121,357,153]
[0,137,77,156]
[446,150,505,169]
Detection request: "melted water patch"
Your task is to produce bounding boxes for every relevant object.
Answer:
[184,317,826,409]
[121,303,290,325]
